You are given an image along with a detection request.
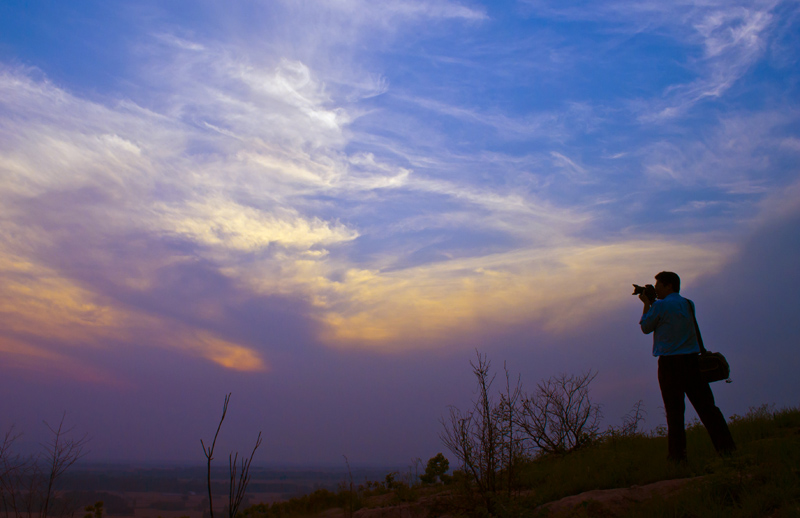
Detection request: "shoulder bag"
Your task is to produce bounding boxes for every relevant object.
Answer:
[687,299,732,384]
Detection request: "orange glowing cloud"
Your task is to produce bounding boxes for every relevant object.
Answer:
[191,332,269,372]
[0,253,121,343]
[0,251,268,377]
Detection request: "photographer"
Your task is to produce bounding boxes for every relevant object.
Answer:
[637,271,735,462]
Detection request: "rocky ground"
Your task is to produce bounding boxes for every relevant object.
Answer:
[312,476,704,518]
[534,476,702,517]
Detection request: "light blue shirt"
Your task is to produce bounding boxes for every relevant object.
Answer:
[639,292,700,357]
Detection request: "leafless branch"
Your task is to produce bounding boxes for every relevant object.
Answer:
[517,371,601,456]
[228,431,262,518]
[40,413,89,518]
[439,351,507,513]
[1,416,88,518]
[606,400,647,438]
[201,393,262,518]
[201,393,230,518]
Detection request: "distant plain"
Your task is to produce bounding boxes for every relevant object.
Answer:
[58,465,398,518]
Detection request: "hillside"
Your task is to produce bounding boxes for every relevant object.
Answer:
[241,404,800,518]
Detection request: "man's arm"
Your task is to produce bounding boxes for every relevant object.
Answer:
[639,293,657,334]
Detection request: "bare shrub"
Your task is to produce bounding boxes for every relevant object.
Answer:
[605,400,647,439]
[439,352,502,511]
[620,400,647,436]
[496,362,524,496]
[517,371,602,456]
[201,394,262,518]
[0,414,89,518]
[441,355,607,514]
[439,352,525,512]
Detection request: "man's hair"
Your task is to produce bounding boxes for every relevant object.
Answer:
[655,271,681,293]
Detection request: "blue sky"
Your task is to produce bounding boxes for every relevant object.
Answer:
[1,0,799,465]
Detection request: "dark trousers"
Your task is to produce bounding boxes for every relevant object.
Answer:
[658,354,736,461]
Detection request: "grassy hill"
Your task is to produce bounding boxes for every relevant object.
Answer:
[241,404,800,517]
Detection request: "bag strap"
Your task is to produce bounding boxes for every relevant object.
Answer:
[686,299,707,354]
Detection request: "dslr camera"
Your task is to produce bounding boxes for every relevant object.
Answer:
[632,284,656,304]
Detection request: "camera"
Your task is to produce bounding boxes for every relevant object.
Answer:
[632,284,656,303]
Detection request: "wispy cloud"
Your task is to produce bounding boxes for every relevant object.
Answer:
[550,151,589,180]
[304,0,488,23]
[521,0,792,119]
[649,4,776,119]
[640,109,798,189]
[392,94,565,140]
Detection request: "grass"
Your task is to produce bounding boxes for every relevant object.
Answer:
[241,488,354,518]
[521,404,800,517]
[614,406,800,518]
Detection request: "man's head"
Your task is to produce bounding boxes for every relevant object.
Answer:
[654,271,680,298]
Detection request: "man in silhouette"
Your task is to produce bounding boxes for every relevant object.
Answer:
[638,271,735,462]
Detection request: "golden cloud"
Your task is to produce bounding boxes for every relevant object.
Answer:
[240,238,734,350]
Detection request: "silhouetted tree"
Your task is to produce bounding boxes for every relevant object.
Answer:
[419,453,450,485]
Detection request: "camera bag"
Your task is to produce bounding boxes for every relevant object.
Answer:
[687,299,732,384]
